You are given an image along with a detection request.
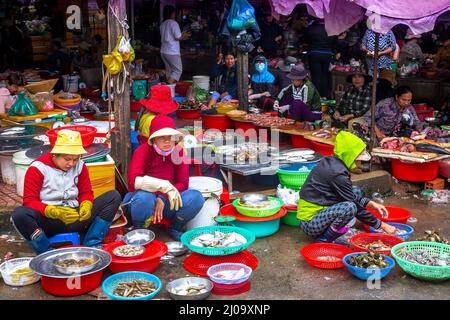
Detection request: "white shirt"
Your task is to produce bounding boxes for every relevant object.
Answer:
[160,19,182,55]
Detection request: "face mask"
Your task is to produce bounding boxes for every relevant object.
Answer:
[255,63,265,72]
[153,144,175,157]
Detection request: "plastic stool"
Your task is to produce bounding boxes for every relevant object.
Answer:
[48,232,81,246]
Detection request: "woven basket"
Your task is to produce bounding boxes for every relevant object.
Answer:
[25,79,58,94]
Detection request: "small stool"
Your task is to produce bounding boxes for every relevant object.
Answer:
[424,178,445,190]
[48,232,81,248]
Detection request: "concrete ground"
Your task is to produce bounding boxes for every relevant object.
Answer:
[0,194,449,300]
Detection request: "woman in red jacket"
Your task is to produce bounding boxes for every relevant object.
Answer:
[11,130,121,254]
[124,115,204,240]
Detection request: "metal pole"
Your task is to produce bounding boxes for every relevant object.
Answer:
[369,32,380,168]
[237,51,249,111]
[130,0,135,40]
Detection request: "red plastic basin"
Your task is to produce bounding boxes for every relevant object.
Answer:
[391,159,439,182]
[311,140,334,156]
[291,134,313,149]
[350,233,404,256]
[232,119,258,137]
[176,109,201,119]
[201,114,233,132]
[46,125,97,147]
[364,205,411,231]
[415,109,434,122]
[102,240,168,274]
[41,269,104,297]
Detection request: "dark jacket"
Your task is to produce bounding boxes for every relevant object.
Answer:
[259,20,283,52]
[298,132,382,228]
[211,63,238,98]
[305,22,336,53]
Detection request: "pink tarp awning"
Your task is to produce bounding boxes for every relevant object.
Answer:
[270,0,450,35]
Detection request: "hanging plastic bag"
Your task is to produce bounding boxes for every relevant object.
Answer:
[227,0,256,31]
[8,91,38,116]
[102,36,124,75]
[117,35,135,62]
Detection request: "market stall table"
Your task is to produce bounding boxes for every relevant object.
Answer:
[0,109,69,129]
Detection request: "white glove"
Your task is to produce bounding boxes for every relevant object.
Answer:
[273,101,280,110]
[278,105,290,113]
[135,176,183,211]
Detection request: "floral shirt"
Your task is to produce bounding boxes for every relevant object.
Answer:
[364,97,424,136]
[362,29,397,75]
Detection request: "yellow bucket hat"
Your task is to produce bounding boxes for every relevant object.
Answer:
[51,129,87,155]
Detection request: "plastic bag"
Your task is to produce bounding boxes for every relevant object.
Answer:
[117,35,135,62]
[227,0,256,31]
[8,91,38,116]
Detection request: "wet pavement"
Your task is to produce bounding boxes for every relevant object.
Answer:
[0,194,449,300]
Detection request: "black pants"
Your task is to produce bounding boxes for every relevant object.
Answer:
[12,190,121,241]
[308,52,333,97]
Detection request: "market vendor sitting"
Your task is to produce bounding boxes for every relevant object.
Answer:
[297,131,396,243]
[124,115,205,241]
[136,84,179,144]
[205,52,237,109]
[249,55,277,111]
[363,86,425,140]
[273,64,322,122]
[11,130,122,254]
[332,65,372,129]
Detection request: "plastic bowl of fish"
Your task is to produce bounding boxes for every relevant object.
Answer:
[300,243,354,269]
[102,271,162,300]
[350,233,404,256]
[52,252,100,275]
[233,197,284,218]
[166,277,213,300]
[207,263,252,285]
[112,244,146,260]
[369,222,414,240]
[343,251,395,281]
[124,229,155,247]
[391,241,450,281]
[181,226,256,256]
[0,257,40,286]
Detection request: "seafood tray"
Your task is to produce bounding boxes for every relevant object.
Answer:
[53,252,100,275]
[391,242,450,281]
[343,252,395,281]
[369,222,414,240]
[166,277,213,300]
[350,233,404,256]
[214,142,277,163]
[232,197,284,218]
[181,226,256,256]
[102,271,162,300]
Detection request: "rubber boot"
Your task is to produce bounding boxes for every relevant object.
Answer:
[316,226,348,243]
[168,217,186,241]
[83,216,112,247]
[27,232,52,255]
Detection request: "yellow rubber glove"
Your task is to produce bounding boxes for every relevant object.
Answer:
[44,205,79,225]
[79,201,93,222]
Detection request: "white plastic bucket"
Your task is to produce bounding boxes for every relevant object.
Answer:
[192,75,210,91]
[62,74,80,93]
[0,155,16,185]
[186,177,223,230]
[163,84,176,98]
[12,151,34,197]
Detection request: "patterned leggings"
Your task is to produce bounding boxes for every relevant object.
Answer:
[299,187,362,238]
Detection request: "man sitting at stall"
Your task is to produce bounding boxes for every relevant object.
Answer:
[249,55,277,111]
[297,131,396,243]
[12,130,122,254]
[206,52,238,109]
[332,65,372,129]
[273,64,322,122]
[124,115,205,241]
[363,86,425,140]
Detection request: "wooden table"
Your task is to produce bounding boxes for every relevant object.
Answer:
[0,109,69,128]
[371,147,450,163]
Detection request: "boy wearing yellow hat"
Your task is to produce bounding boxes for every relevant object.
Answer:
[12,130,121,254]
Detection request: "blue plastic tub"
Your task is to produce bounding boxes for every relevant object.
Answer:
[343,252,395,281]
[369,222,414,240]
[102,271,162,300]
[232,219,281,238]
[173,96,187,103]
